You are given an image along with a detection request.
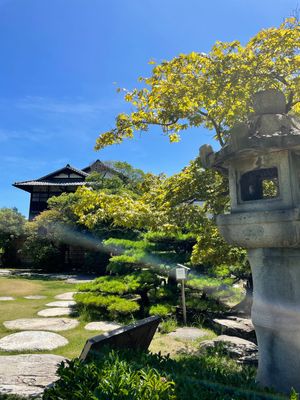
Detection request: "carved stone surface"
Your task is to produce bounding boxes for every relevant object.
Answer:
[201,89,300,393]
[0,354,65,397]
[0,331,68,351]
[252,89,286,115]
[0,297,14,301]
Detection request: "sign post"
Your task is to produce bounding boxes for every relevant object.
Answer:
[175,264,190,325]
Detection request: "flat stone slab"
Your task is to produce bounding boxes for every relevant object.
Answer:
[0,331,68,351]
[168,327,207,340]
[0,297,14,301]
[66,278,93,284]
[0,269,12,276]
[24,295,46,300]
[4,318,79,332]
[85,321,122,331]
[46,300,76,307]
[0,354,65,397]
[55,292,77,300]
[38,307,73,317]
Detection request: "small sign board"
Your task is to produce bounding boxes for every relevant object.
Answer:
[176,267,187,280]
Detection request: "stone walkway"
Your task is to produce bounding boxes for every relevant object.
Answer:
[0,290,80,397]
[168,327,208,340]
[85,321,121,331]
[46,300,76,307]
[0,331,68,351]
[38,307,73,317]
[4,318,79,332]
[0,354,66,397]
[55,291,77,300]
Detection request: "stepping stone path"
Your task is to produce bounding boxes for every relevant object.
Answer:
[38,307,73,317]
[46,300,76,307]
[0,331,68,351]
[66,277,92,284]
[0,269,12,276]
[0,296,14,301]
[55,291,77,300]
[85,321,121,331]
[0,354,65,397]
[4,318,79,332]
[24,295,46,300]
[168,327,207,340]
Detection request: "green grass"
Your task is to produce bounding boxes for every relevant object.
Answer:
[0,276,94,359]
[0,275,218,360]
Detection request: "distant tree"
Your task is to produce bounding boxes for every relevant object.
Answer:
[0,208,26,267]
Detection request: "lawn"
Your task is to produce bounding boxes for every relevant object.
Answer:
[0,275,216,359]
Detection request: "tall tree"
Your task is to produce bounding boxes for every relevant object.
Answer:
[95,18,300,150]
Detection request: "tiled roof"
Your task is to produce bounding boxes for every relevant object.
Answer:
[13,180,87,187]
[37,164,89,180]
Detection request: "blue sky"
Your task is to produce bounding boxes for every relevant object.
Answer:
[0,0,296,216]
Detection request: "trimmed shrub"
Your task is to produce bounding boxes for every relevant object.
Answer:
[75,292,140,320]
[149,304,174,318]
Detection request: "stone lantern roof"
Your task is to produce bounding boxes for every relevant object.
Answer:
[200,89,300,172]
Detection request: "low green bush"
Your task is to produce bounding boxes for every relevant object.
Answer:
[43,350,175,400]
[43,348,295,400]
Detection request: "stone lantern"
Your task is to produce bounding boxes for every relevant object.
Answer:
[200,89,300,393]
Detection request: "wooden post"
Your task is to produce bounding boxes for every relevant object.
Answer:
[181,279,187,325]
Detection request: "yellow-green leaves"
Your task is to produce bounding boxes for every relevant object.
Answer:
[95,18,300,149]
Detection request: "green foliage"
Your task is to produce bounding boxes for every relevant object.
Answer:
[106,253,145,275]
[95,18,300,150]
[0,208,26,267]
[0,395,32,400]
[43,350,175,400]
[43,347,293,400]
[75,292,140,319]
[191,221,248,272]
[21,211,65,271]
[159,318,178,334]
[78,275,140,295]
[149,304,174,318]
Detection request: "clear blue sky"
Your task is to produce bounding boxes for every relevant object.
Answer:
[0,0,296,216]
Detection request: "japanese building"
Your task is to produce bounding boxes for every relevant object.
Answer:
[13,160,118,220]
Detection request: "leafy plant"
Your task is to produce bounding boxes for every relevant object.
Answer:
[159,318,178,334]
[43,347,295,400]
